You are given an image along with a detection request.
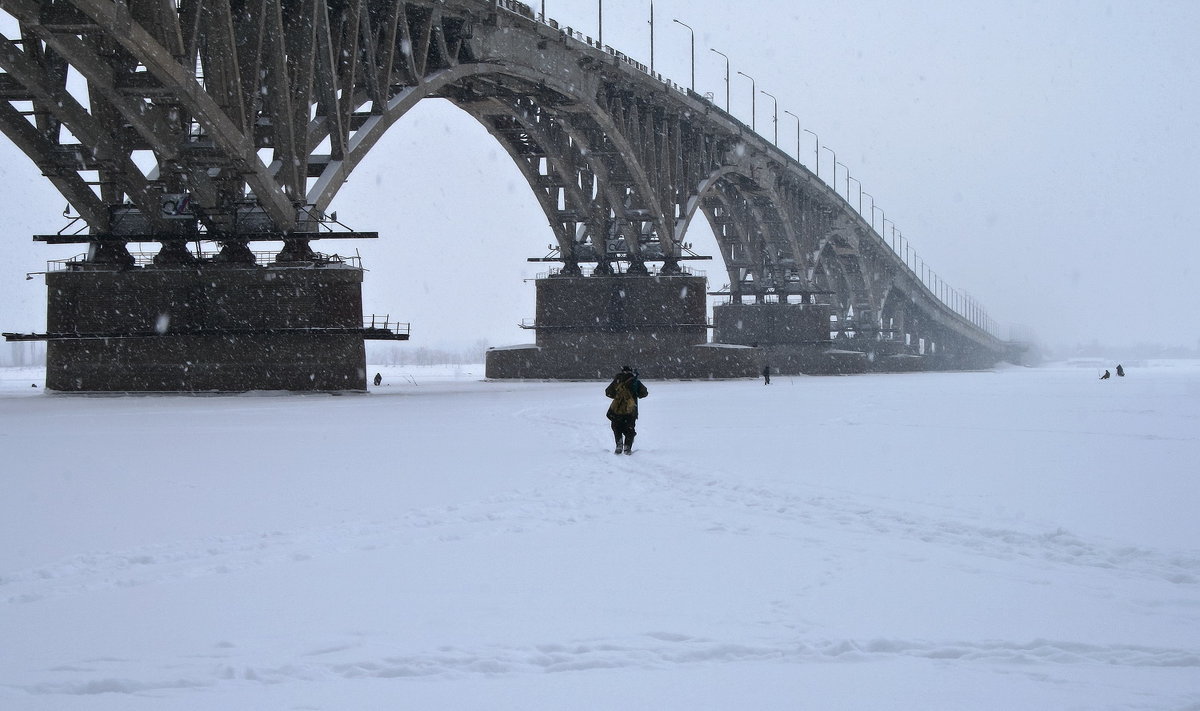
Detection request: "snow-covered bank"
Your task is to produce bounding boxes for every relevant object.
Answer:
[1,362,1198,710]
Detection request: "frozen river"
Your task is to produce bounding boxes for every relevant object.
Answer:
[2,361,1198,710]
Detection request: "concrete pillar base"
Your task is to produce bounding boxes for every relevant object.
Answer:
[757,344,868,375]
[485,342,760,379]
[486,273,759,379]
[44,264,367,392]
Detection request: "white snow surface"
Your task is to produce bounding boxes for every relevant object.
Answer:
[1,362,1198,710]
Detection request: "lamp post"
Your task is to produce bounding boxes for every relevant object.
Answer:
[821,145,836,185]
[893,227,901,256]
[848,175,862,213]
[648,2,654,74]
[835,161,849,201]
[672,19,694,91]
[710,48,730,112]
[783,110,801,163]
[803,128,819,175]
[736,70,756,131]
[760,90,778,145]
[541,1,545,21]
[862,191,876,231]
[883,218,893,252]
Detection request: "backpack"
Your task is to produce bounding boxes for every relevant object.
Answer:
[609,379,637,415]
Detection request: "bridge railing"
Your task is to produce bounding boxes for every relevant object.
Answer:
[533,264,706,280]
[46,250,364,271]
[715,293,831,306]
[364,315,411,337]
[517,4,690,99]
[518,317,714,330]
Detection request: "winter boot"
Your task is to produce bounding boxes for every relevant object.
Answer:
[624,435,634,455]
[614,435,624,455]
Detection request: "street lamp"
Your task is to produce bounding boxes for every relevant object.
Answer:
[598,0,603,46]
[836,161,849,200]
[760,90,778,145]
[783,110,801,163]
[847,175,862,213]
[710,48,730,112]
[803,128,819,175]
[736,70,756,131]
[672,19,694,92]
[862,191,877,231]
[648,2,655,74]
[821,145,836,185]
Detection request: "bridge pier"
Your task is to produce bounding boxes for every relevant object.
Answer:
[922,341,1001,371]
[711,299,874,375]
[40,258,370,392]
[486,273,758,379]
[854,336,913,372]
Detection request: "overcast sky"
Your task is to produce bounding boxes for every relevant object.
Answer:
[1,0,1196,352]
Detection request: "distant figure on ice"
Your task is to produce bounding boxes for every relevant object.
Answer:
[605,366,648,455]
[1100,369,1111,380]
[373,372,382,386]
[762,364,771,385]
[1116,364,1125,377]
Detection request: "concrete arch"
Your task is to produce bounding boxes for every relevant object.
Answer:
[676,165,747,239]
[676,161,813,295]
[813,241,857,315]
[702,176,792,294]
[878,280,915,348]
[812,235,875,318]
[306,62,677,267]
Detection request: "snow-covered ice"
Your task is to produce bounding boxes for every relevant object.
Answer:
[1,361,1198,710]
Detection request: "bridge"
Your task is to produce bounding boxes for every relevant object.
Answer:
[0,0,1014,390]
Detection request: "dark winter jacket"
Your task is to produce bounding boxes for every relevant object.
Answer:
[605,371,648,419]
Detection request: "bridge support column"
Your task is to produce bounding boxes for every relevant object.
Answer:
[712,300,869,375]
[486,273,758,379]
[924,336,1000,371]
[43,263,368,392]
[862,335,923,372]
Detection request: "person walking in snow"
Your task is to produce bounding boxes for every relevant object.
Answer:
[1116,364,1125,377]
[762,364,771,385]
[605,366,648,455]
[373,372,382,386]
[1100,369,1111,380]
